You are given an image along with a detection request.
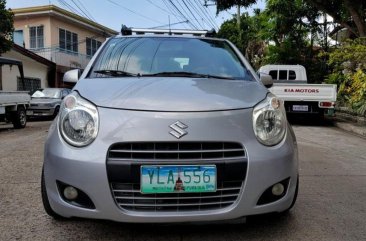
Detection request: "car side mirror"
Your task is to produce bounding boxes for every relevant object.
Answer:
[63,69,81,83]
[259,73,274,88]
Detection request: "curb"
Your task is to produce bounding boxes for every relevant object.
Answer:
[334,120,366,138]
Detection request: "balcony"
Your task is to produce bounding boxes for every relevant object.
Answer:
[31,47,91,69]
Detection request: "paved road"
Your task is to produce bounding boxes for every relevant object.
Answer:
[0,120,365,241]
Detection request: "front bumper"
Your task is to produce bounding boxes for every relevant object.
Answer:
[44,107,298,223]
[27,106,56,117]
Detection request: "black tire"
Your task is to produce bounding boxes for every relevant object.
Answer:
[12,106,27,129]
[41,167,65,220]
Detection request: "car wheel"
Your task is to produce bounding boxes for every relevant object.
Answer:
[12,106,27,129]
[41,167,65,220]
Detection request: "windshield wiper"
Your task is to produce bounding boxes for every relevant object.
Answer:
[142,71,234,80]
[94,69,139,77]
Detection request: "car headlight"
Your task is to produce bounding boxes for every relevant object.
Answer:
[58,91,99,147]
[253,93,287,146]
[45,103,56,107]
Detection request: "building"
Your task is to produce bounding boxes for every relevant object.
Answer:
[1,44,56,92]
[12,5,118,86]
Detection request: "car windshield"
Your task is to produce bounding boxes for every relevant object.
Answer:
[90,37,255,81]
[32,89,61,99]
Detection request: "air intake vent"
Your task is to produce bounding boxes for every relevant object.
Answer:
[108,142,245,160]
[111,181,242,212]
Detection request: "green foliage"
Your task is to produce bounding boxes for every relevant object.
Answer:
[304,0,366,38]
[0,0,14,54]
[218,17,244,52]
[216,0,257,13]
[325,38,366,115]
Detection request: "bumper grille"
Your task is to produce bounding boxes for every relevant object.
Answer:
[107,142,247,213]
[108,142,245,160]
[111,181,242,212]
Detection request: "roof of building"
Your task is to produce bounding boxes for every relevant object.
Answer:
[11,44,56,68]
[12,5,118,36]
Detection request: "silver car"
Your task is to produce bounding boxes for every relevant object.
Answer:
[27,88,71,118]
[42,29,298,223]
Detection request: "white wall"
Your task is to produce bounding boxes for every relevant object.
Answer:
[1,49,49,91]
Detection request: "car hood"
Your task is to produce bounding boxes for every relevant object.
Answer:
[74,77,268,111]
[30,98,60,104]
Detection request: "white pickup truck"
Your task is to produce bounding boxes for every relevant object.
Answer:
[0,57,30,128]
[259,65,337,117]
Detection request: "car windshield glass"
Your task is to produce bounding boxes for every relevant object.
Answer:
[32,89,61,98]
[90,37,255,81]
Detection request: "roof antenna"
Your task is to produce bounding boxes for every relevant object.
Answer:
[168,16,172,35]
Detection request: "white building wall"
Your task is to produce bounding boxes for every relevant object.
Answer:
[1,49,49,91]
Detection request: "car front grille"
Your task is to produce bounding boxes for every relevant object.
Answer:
[107,142,247,213]
[111,181,242,212]
[108,142,245,160]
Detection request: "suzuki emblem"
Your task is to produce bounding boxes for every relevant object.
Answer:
[169,121,188,139]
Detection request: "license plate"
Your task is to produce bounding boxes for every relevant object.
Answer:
[292,105,308,112]
[26,110,33,115]
[140,165,216,194]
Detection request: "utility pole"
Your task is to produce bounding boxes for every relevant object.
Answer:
[237,2,242,51]
[237,4,240,28]
[324,13,328,52]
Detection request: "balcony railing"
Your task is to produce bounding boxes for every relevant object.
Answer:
[30,47,92,69]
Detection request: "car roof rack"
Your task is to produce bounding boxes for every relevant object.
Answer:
[121,25,216,37]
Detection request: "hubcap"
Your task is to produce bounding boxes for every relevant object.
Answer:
[20,111,26,126]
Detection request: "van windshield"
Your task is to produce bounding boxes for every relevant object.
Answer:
[89,37,255,81]
[32,89,61,99]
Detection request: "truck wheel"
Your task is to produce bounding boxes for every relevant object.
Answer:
[41,167,65,220]
[12,106,27,129]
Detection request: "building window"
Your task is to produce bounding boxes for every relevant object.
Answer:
[17,77,41,93]
[86,37,101,57]
[59,28,78,53]
[29,26,44,49]
[13,30,24,46]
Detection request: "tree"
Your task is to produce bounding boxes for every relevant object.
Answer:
[325,38,366,115]
[216,0,257,13]
[217,10,267,68]
[305,0,366,37]
[0,0,14,54]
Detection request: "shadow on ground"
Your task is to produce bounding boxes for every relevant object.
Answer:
[287,114,335,127]
[46,212,297,240]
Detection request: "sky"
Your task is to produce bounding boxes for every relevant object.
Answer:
[6,0,265,32]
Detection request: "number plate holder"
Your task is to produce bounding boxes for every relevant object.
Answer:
[140,165,216,194]
[292,105,309,112]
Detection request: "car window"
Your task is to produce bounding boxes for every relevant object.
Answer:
[61,90,69,97]
[279,70,287,80]
[90,37,255,81]
[289,70,296,80]
[269,70,278,80]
